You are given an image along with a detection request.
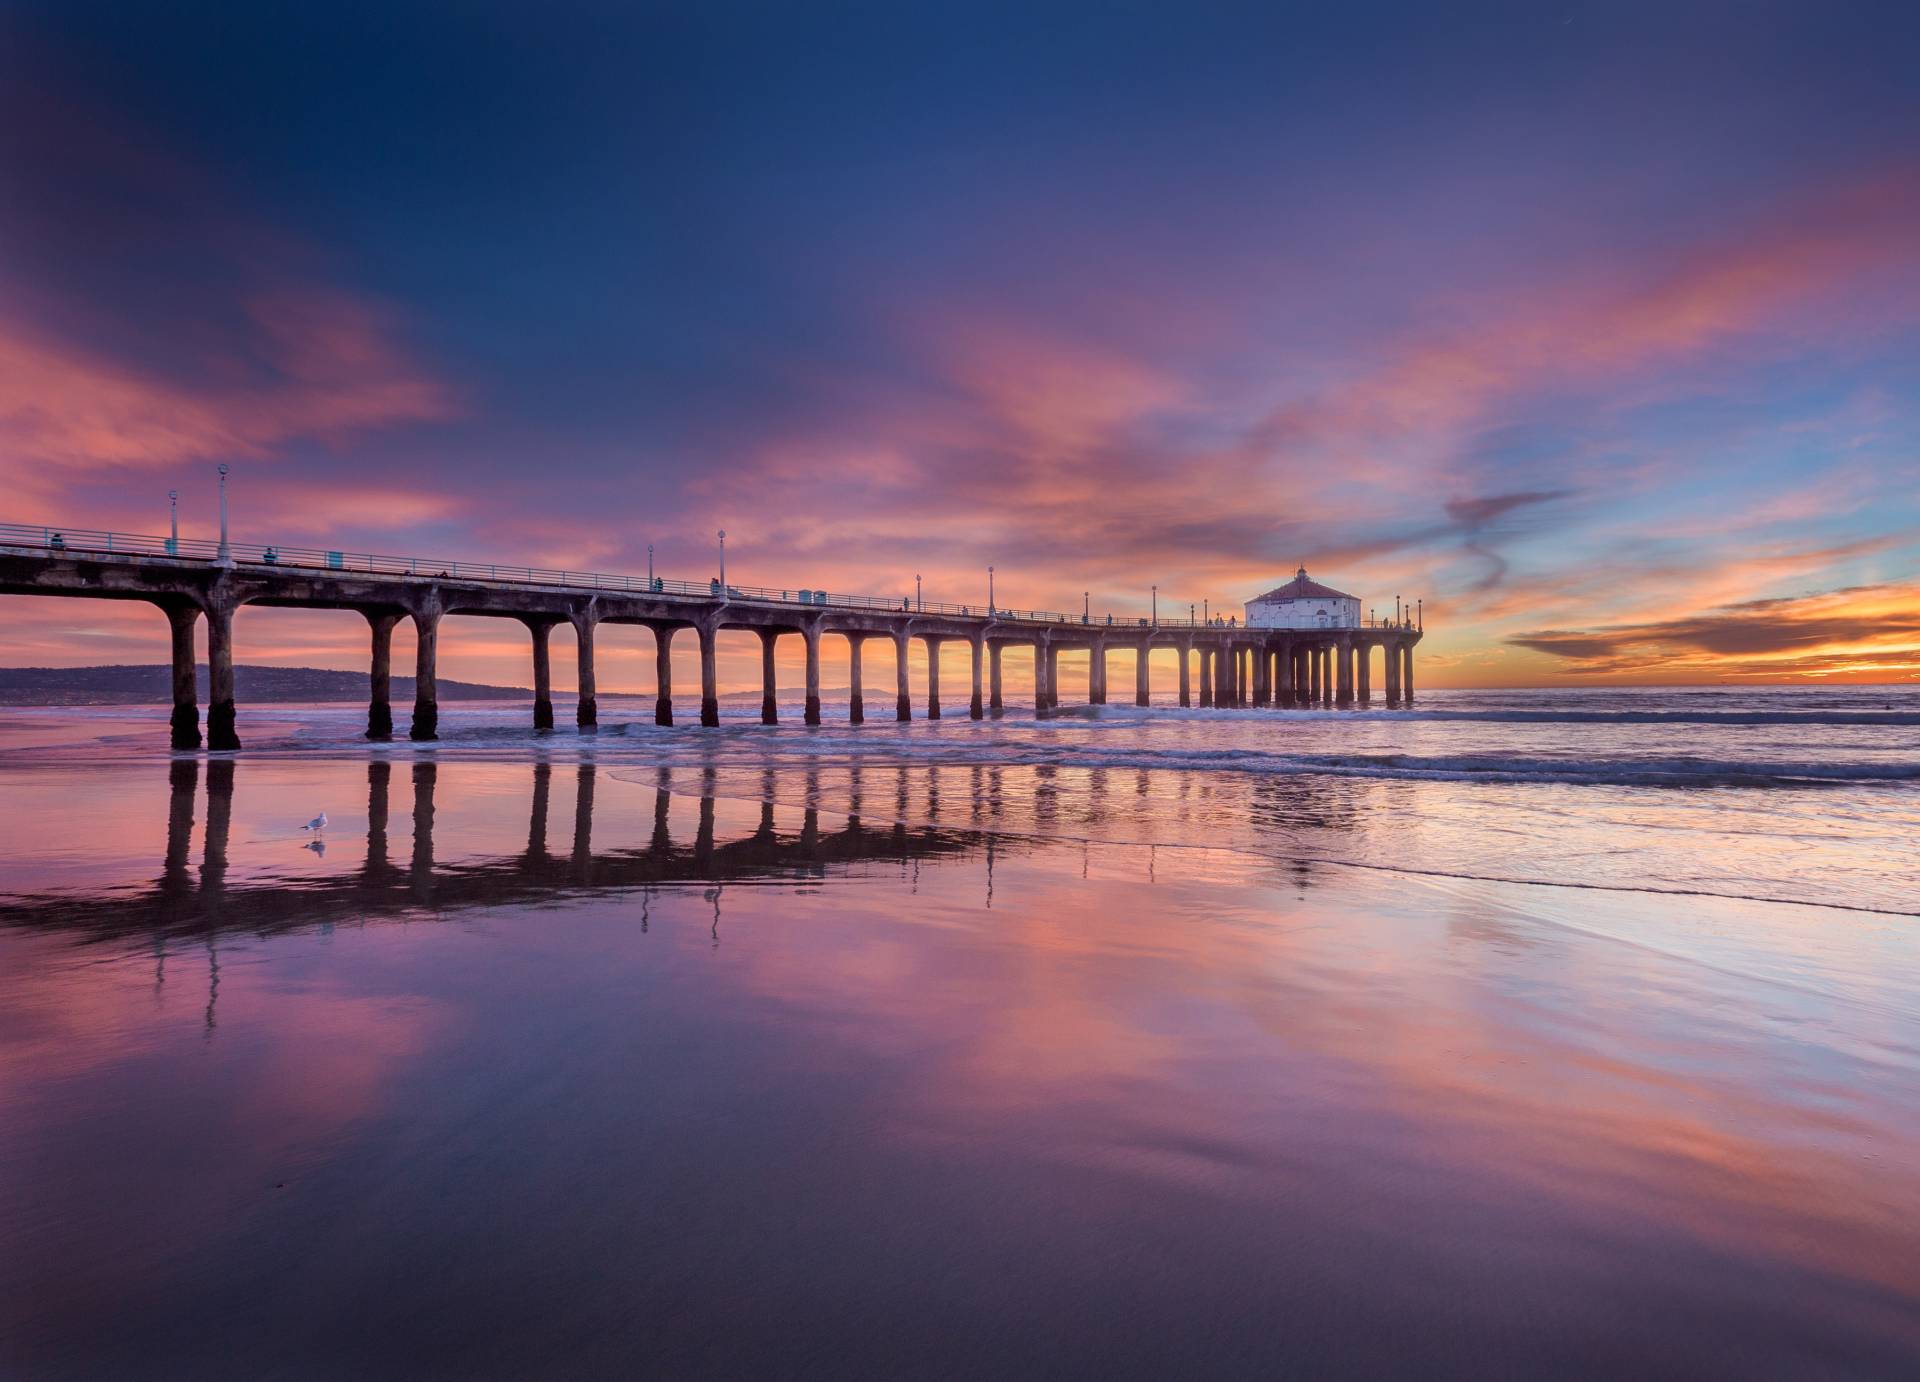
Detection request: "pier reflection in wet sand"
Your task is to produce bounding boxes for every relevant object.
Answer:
[0,759,999,947]
[1,756,1916,1379]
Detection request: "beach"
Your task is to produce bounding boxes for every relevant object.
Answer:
[2,692,1917,1377]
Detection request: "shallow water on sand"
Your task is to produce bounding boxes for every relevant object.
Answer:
[1,697,1917,1378]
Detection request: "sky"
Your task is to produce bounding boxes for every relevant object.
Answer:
[2,0,1918,692]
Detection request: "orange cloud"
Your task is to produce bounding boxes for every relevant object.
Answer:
[1511,583,1920,681]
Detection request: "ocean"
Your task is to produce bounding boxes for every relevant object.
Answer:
[1,686,1916,1377]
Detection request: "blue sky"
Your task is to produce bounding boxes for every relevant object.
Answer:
[2,1,1917,685]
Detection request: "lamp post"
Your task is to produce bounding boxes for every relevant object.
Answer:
[1083,591,1089,624]
[216,464,230,564]
[1151,585,1157,626]
[988,565,994,614]
[1203,598,1209,626]
[718,530,726,589]
[1418,598,1423,631]
[916,574,922,612]
[167,490,178,555]
[1189,603,1195,624]
[647,543,653,585]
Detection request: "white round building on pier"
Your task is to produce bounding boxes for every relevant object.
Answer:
[1245,568,1360,629]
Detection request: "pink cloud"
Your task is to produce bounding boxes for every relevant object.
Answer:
[0,290,456,486]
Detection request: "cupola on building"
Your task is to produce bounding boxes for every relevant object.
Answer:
[1245,568,1360,629]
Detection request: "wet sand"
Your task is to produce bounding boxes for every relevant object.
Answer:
[2,755,1916,1378]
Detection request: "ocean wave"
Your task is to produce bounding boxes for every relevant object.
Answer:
[371,720,1920,789]
[1079,703,1920,728]
[968,746,1920,788]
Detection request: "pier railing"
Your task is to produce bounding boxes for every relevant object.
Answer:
[0,522,1423,633]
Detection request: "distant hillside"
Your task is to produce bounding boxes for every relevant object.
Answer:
[0,665,530,705]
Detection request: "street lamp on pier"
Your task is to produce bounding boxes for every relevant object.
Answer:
[718,530,726,589]
[167,490,178,555]
[647,543,654,585]
[1152,585,1157,625]
[988,565,994,614]
[916,573,922,612]
[216,464,231,564]
[1083,591,1089,623]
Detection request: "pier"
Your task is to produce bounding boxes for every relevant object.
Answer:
[0,523,1422,750]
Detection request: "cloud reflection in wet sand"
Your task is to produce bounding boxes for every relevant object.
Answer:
[0,758,1916,1376]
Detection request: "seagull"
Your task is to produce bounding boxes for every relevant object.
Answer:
[302,812,328,833]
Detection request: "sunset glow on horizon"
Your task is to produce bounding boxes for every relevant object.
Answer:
[2,3,1916,690]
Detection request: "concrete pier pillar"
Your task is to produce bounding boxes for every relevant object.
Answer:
[205,601,240,751]
[1135,643,1150,706]
[1403,643,1416,703]
[969,636,984,719]
[1221,644,1236,707]
[1385,640,1401,705]
[165,604,201,749]
[529,620,555,729]
[1199,645,1213,707]
[894,632,911,721]
[1337,636,1354,706]
[1089,639,1106,705]
[1253,643,1269,706]
[1178,641,1191,707]
[409,610,440,741]
[1359,641,1372,705]
[1046,643,1061,709]
[925,637,942,719]
[848,635,865,723]
[805,626,823,725]
[989,641,1003,710]
[758,630,780,725]
[699,624,720,726]
[654,626,674,726]
[1308,644,1321,705]
[574,617,598,729]
[364,611,400,740]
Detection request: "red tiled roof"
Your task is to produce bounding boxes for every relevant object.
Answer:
[1250,568,1356,603]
